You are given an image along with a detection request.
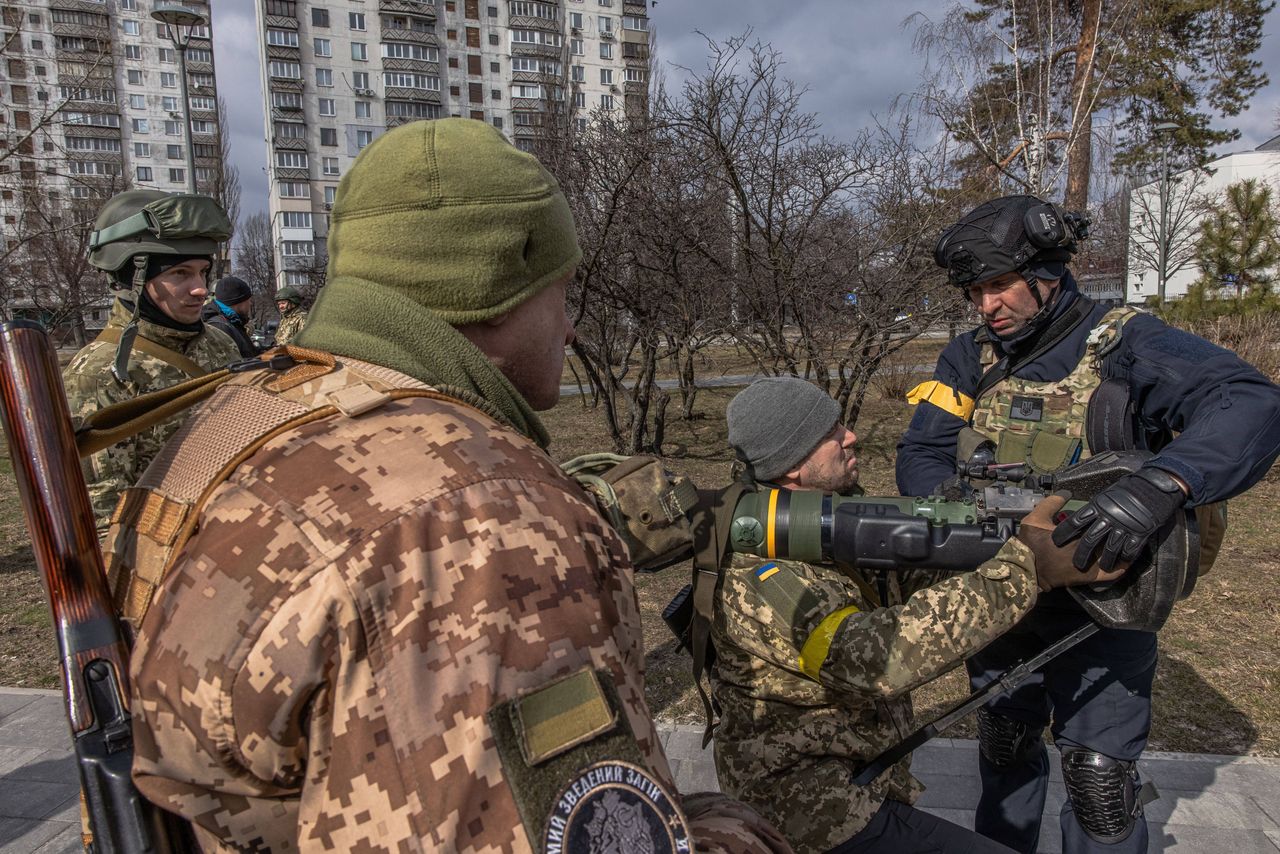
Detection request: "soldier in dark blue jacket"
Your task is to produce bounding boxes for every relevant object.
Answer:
[896,195,1280,854]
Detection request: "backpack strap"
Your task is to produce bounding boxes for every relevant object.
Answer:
[94,325,209,380]
[689,482,748,747]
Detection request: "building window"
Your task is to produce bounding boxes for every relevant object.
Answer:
[381,42,438,61]
[281,211,312,229]
[598,0,612,6]
[312,7,329,27]
[127,69,143,85]
[622,15,648,31]
[133,142,150,156]
[355,101,371,118]
[570,12,583,28]
[352,71,369,89]
[572,91,585,108]
[511,1,557,19]
[161,71,178,87]
[191,120,214,134]
[320,127,338,146]
[511,83,543,99]
[164,120,181,135]
[169,168,185,183]
[121,0,138,10]
[190,96,216,111]
[158,47,174,63]
[316,68,333,87]
[322,157,339,176]
[131,118,149,133]
[600,94,613,109]
[276,121,306,139]
[275,151,309,169]
[491,61,500,72]
[136,166,153,182]
[318,98,336,116]
[598,15,613,33]
[491,88,501,100]
[385,100,442,119]
[167,144,183,158]
[122,20,140,35]
[282,241,314,257]
[570,38,583,55]
[382,72,440,91]
[349,11,366,30]
[269,61,301,79]
[492,116,503,129]
[599,68,612,85]
[626,67,646,83]
[129,94,145,109]
[279,181,311,198]
[356,130,374,149]
[272,91,303,110]
[124,44,142,60]
[324,186,337,204]
[489,5,499,16]
[267,29,299,47]
[599,42,612,59]
[576,117,587,133]
[313,37,331,56]
[162,96,179,111]
[351,42,367,61]
[187,48,212,63]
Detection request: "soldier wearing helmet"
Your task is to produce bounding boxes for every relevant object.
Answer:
[896,194,1280,853]
[273,285,308,345]
[62,189,240,530]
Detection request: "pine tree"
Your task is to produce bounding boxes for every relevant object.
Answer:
[1195,179,1280,299]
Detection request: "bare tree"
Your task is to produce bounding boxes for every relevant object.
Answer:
[233,213,277,325]
[1126,164,1213,296]
[204,97,241,277]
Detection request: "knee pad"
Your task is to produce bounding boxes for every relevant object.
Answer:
[976,708,1043,769]
[1062,748,1157,845]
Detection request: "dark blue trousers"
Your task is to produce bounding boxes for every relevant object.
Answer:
[966,592,1157,854]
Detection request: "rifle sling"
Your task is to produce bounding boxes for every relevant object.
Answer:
[95,325,208,380]
[75,370,233,458]
[973,296,1096,404]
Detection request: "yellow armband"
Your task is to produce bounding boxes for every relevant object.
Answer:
[906,380,975,420]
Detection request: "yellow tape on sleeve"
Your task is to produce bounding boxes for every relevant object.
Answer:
[905,380,975,420]
[797,605,860,681]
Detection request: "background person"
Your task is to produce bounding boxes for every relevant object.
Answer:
[712,376,1121,854]
[898,194,1280,853]
[200,274,260,357]
[273,285,308,345]
[62,189,239,530]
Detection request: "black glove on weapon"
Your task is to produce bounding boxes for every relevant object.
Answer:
[1052,466,1186,571]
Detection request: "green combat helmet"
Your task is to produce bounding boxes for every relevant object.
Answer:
[274,286,302,306]
[87,189,232,382]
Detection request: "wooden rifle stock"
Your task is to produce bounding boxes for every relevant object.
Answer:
[0,320,187,853]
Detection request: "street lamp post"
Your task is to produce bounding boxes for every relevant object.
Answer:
[150,6,206,196]
[1153,121,1180,304]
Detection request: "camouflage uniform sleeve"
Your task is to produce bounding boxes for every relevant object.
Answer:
[61,351,136,530]
[723,540,1038,699]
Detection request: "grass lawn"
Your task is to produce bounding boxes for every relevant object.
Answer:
[2,366,1277,755]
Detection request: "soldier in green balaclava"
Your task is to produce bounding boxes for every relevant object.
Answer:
[62,188,241,529]
[273,285,308,346]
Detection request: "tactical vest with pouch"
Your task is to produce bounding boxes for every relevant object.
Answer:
[967,306,1227,574]
[99,347,468,632]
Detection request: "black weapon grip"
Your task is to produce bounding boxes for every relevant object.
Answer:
[829,504,1008,573]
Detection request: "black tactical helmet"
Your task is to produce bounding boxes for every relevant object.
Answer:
[88,189,232,286]
[934,195,1090,287]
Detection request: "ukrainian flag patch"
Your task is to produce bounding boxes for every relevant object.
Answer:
[756,563,780,582]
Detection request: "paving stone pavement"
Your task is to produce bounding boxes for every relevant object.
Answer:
[4,686,1278,853]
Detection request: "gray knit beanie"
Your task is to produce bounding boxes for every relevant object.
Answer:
[727,377,842,482]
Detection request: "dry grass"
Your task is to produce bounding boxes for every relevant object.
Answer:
[2,354,1277,755]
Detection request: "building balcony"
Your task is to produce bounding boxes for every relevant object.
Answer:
[50,21,112,40]
[274,166,310,182]
[190,109,218,123]
[511,42,561,59]
[273,136,307,150]
[264,14,298,29]
[620,28,647,44]
[509,15,560,32]
[511,98,546,112]
[267,44,301,61]
[379,0,437,16]
[269,77,305,93]
[381,57,440,74]
[380,26,438,45]
[192,133,218,147]
[383,86,440,103]
[187,60,214,74]
[62,125,122,140]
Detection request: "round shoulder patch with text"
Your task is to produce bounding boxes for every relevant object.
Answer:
[543,761,691,854]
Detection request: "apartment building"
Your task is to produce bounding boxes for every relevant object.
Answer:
[255,0,650,292]
[0,0,221,333]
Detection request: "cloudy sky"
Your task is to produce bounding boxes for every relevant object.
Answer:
[214,0,1280,222]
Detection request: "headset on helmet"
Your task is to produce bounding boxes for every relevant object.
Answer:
[935,195,1090,287]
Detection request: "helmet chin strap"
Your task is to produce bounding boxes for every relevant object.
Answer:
[990,272,1059,344]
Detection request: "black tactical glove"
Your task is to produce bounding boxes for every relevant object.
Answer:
[1051,467,1187,571]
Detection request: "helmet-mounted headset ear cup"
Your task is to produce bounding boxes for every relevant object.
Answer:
[1022,202,1069,249]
